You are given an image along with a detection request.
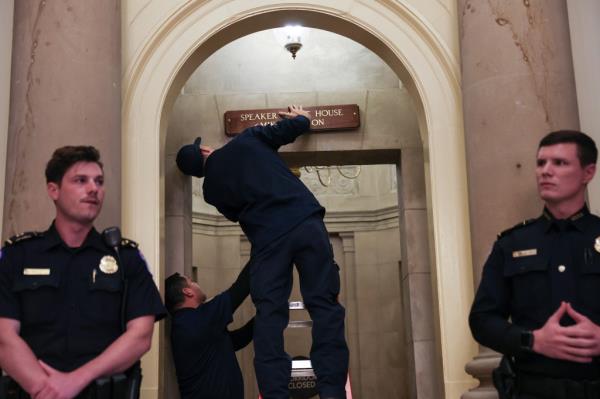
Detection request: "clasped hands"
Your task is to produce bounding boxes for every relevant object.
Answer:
[30,361,88,399]
[533,301,600,363]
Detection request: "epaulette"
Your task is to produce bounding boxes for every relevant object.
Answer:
[497,219,537,239]
[120,237,139,249]
[3,231,44,247]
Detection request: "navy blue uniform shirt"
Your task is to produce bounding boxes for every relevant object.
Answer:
[470,206,600,379]
[203,115,324,254]
[170,292,253,399]
[0,223,166,372]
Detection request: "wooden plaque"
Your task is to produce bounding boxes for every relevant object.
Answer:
[224,104,360,136]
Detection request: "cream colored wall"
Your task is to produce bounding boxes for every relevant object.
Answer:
[0,0,13,236]
[122,1,473,397]
[353,227,405,397]
[567,0,600,213]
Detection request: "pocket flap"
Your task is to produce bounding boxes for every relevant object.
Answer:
[13,273,60,292]
[90,273,123,292]
[581,250,600,275]
[504,256,548,277]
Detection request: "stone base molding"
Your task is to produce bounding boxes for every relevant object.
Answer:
[462,347,501,399]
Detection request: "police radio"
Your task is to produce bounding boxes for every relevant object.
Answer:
[102,227,142,399]
[102,227,127,333]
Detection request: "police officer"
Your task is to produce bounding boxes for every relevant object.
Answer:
[176,105,349,399]
[0,146,166,399]
[470,130,600,398]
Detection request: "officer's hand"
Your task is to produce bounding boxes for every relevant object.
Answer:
[563,303,600,357]
[279,105,311,121]
[532,301,593,363]
[28,379,49,398]
[32,360,88,399]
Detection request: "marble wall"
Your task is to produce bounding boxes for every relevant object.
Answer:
[0,0,14,232]
[459,0,579,284]
[2,1,122,238]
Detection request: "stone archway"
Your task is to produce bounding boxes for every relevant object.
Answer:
[122,2,475,398]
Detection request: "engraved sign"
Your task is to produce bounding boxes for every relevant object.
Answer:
[289,356,318,399]
[224,104,360,136]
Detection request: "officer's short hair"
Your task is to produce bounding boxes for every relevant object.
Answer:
[539,130,598,166]
[45,146,103,184]
[165,273,188,314]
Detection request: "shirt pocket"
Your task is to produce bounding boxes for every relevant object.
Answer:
[83,272,123,325]
[504,255,550,311]
[12,273,61,325]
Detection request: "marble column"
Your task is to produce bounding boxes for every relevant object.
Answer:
[458,1,580,397]
[3,0,121,238]
[0,0,14,235]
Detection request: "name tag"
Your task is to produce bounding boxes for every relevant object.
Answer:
[23,268,50,276]
[512,249,537,258]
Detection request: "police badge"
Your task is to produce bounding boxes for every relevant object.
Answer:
[99,255,119,274]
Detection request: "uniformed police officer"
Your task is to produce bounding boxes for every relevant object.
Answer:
[470,130,600,398]
[0,146,166,399]
[176,105,349,399]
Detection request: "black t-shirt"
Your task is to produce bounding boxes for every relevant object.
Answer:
[0,223,166,371]
[170,293,244,399]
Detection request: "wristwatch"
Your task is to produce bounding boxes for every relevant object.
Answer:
[520,330,534,351]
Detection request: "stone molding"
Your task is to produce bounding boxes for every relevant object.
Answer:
[191,206,400,236]
[462,347,501,399]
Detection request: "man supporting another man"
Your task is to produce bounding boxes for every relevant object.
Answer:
[470,131,600,398]
[0,146,166,399]
[165,262,253,399]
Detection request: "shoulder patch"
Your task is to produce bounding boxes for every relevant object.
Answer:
[120,237,139,249]
[3,231,43,247]
[497,219,537,239]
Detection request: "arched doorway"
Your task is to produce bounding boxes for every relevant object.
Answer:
[122,2,475,398]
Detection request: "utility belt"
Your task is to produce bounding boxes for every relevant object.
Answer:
[518,372,600,399]
[493,356,600,399]
[0,364,142,399]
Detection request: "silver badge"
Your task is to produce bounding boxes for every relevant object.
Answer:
[595,237,600,253]
[99,255,118,274]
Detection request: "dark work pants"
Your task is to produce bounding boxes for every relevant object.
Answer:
[250,215,349,399]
